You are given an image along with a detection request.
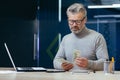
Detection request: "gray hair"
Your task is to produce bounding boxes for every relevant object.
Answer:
[66,3,87,17]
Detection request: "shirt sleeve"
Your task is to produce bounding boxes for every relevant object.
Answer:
[53,37,66,70]
[87,34,109,70]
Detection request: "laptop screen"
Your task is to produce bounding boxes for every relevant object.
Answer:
[4,43,17,71]
[4,43,47,72]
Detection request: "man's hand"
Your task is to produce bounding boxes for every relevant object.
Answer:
[75,57,88,68]
[61,62,73,71]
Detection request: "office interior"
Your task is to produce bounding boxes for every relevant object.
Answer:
[0,0,120,70]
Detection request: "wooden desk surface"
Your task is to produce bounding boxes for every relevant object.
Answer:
[0,68,120,80]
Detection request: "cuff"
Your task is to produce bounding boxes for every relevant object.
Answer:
[87,60,94,70]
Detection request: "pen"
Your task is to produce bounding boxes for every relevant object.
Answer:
[111,57,114,62]
[93,70,96,73]
[109,57,114,73]
[72,70,90,74]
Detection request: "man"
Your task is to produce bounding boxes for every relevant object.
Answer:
[53,3,109,71]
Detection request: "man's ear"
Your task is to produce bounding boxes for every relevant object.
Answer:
[84,17,87,23]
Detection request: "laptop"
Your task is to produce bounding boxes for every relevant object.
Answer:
[4,43,46,72]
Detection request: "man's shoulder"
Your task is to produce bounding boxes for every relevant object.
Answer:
[62,33,73,40]
[88,29,102,36]
[63,33,72,38]
[88,29,105,40]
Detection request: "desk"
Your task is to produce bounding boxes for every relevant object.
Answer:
[0,68,120,80]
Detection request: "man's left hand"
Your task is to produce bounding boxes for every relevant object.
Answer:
[75,57,88,68]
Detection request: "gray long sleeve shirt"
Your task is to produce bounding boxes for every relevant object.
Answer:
[53,27,109,71]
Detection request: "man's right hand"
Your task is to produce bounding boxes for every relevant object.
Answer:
[61,62,73,71]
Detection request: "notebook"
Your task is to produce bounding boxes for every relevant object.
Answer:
[4,43,46,72]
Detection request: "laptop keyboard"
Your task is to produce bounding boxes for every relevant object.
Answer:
[17,67,46,71]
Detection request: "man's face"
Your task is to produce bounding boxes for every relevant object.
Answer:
[67,12,86,34]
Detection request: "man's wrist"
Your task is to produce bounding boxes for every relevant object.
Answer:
[87,60,94,69]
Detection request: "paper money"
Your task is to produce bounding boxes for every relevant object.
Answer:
[73,49,80,60]
[56,58,69,63]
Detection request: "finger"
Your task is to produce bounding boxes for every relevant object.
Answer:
[63,63,73,71]
[62,62,70,66]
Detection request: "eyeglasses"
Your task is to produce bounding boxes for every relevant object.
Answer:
[68,17,85,25]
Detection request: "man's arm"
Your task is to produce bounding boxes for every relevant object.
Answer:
[53,38,73,70]
[88,34,109,70]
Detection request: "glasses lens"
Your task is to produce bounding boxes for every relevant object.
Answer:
[68,17,85,25]
[68,20,81,25]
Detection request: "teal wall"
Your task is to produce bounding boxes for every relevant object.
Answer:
[39,0,120,70]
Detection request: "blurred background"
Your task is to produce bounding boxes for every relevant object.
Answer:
[0,0,120,70]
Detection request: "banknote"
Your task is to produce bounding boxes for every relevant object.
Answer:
[73,49,81,60]
[56,58,69,63]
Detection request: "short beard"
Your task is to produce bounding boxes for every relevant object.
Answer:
[72,29,82,34]
[71,26,84,34]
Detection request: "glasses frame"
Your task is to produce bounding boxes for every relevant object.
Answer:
[68,17,86,25]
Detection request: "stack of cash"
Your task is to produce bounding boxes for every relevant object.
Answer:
[73,49,81,60]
